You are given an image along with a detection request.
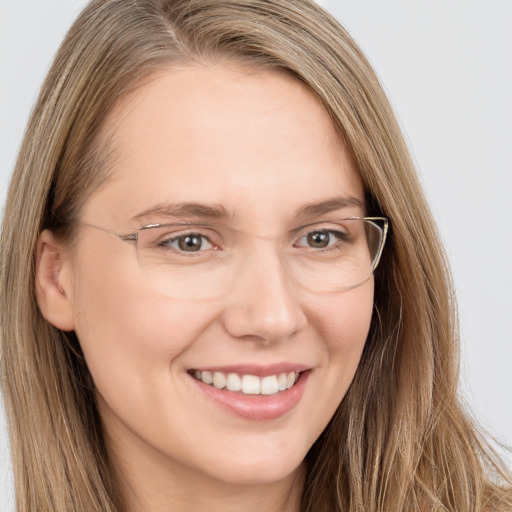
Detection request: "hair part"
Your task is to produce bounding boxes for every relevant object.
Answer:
[1,1,511,510]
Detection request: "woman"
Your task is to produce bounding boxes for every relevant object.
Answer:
[1,0,511,510]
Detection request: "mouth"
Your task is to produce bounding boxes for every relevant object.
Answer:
[189,370,301,395]
[187,365,310,420]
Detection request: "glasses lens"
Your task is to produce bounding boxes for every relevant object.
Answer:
[291,218,385,293]
[134,219,386,299]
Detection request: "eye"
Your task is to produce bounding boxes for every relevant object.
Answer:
[295,229,348,250]
[161,233,214,252]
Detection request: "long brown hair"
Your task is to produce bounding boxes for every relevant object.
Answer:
[1,1,511,510]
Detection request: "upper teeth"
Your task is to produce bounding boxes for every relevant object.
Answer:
[193,370,299,395]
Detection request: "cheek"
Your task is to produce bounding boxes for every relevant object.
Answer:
[316,279,374,357]
[71,243,218,399]
[307,280,374,418]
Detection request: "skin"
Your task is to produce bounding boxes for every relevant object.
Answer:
[36,64,375,512]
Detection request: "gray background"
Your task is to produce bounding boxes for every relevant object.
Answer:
[1,0,511,509]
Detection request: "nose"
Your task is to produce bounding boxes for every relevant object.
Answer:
[221,247,308,344]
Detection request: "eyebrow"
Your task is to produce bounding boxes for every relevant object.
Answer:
[131,202,232,223]
[131,196,364,225]
[294,196,364,219]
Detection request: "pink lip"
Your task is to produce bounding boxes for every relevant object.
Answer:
[190,363,310,377]
[190,370,311,421]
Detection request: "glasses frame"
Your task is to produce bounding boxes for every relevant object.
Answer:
[81,216,389,293]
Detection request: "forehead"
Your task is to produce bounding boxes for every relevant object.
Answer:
[81,64,364,227]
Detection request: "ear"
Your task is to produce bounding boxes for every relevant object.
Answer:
[35,230,76,331]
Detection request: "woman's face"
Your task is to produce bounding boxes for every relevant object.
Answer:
[49,65,374,488]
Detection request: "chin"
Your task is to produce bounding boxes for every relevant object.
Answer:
[191,435,309,486]
[206,457,305,487]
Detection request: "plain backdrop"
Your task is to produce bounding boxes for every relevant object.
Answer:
[1,1,511,509]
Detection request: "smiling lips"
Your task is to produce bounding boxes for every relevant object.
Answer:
[188,364,310,420]
[192,370,300,395]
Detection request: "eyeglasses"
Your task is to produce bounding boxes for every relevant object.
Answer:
[82,217,389,300]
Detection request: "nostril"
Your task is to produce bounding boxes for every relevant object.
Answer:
[221,299,307,343]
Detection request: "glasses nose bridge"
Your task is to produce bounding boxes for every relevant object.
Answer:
[234,230,295,281]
